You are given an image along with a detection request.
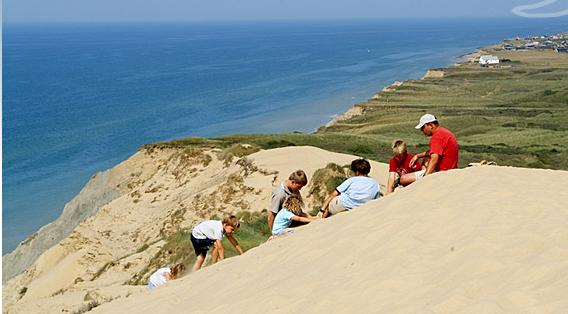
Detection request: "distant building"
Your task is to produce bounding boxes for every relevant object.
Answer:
[479,55,500,66]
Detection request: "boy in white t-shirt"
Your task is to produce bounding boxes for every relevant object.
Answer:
[318,158,379,218]
[190,215,243,272]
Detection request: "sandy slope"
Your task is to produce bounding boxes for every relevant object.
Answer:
[91,165,568,314]
[3,146,388,313]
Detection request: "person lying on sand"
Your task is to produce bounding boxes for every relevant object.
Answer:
[147,263,185,289]
[190,215,243,272]
[386,139,423,195]
[318,158,379,218]
[270,194,317,239]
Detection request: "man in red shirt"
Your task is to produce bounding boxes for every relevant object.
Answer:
[409,114,459,178]
[386,139,422,194]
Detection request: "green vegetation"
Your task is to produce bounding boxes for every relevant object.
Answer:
[307,163,350,205]
[148,133,388,164]
[91,261,117,282]
[128,211,271,285]
[217,143,261,166]
[322,48,568,169]
[149,46,568,170]
[222,211,272,258]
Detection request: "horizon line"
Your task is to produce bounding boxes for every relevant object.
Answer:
[3,15,542,25]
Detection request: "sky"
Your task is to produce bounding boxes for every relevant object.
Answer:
[3,0,568,23]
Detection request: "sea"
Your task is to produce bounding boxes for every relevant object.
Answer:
[3,18,568,254]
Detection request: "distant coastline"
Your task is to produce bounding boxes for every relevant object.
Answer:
[323,48,482,128]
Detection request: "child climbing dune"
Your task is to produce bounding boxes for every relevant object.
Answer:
[190,215,244,272]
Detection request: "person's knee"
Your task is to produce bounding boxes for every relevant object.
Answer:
[399,173,415,186]
[328,198,347,215]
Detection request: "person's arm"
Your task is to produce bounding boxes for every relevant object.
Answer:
[268,190,283,230]
[410,152,426,167]
[300,211,312,218]
[212,240,224,263]
[291,215,312,224]
[425,153,439,175]
[211,246,219,263]
[165,272,173,281]
[267,211,276,231]
[226,234,244,255]
[386,172,396,195]
[318,190,340,218]
[410,151,428,167]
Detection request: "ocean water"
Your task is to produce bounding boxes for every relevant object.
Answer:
[3,18,568,254]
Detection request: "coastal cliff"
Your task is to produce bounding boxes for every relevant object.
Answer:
[3,165,125,283]
[2,145,388,313]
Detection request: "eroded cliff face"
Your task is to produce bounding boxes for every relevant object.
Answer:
[3,148,276,313]
[2,145,387,314]
[2,152,140,283]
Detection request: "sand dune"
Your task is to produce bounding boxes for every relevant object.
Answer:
[91,164,568,313]
[3,146,388,313]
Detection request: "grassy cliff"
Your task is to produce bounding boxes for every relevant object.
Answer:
[152,45,568,170]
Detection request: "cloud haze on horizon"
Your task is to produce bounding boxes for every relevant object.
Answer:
[4,0,568,23]
[512,0,568,18]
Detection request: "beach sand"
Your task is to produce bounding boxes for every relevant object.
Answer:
[85,155,568,313]
[3,146,389,313]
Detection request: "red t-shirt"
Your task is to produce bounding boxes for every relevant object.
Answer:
[429,127,459,171]
[389,153,422,175]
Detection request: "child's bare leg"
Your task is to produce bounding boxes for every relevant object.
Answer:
[192,254,205,272]
[211,247,219,263]
[399,173,417,186]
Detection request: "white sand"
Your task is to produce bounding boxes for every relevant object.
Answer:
[89,163,568,313]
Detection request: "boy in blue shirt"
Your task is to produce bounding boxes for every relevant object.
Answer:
[319,158,379,218]
[271,195,315,237]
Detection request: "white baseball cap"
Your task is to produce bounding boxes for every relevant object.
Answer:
[415,114,437,129]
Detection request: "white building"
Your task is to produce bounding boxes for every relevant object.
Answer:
[479,55,500,66]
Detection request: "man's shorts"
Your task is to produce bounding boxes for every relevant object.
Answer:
[190,234,215,257]
[328,196,349,215]
[414,170,426,181]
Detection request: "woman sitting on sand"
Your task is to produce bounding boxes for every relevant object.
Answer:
[148,263,185,289]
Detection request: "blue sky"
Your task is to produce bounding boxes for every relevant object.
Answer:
[3,0,568,22]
